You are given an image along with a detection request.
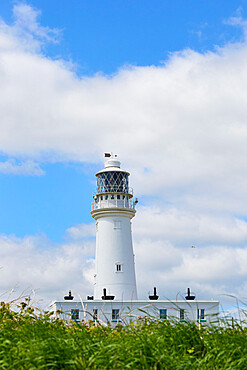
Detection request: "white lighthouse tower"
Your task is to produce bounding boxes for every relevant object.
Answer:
[91,153,138,301]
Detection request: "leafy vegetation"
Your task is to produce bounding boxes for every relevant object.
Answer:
[0,300,246,369]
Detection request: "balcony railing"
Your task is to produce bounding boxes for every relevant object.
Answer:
[91,198,136,211]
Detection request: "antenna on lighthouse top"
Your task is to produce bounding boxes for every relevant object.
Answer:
[104,152,118,158]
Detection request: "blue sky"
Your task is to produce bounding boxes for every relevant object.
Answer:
[1,1,247,305]
[0,161,94,238]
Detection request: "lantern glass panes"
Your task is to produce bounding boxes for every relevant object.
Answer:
[97,172,129,193]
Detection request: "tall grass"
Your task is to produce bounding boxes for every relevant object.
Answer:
[0,299,247,369]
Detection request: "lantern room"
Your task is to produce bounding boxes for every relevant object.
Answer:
[95,158,132,196]
[92,154,136,211]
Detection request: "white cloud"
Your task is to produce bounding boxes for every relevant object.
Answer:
[0,159,44,176]
[0,232,95,307]
[134,206,247,246]
[132,205,247,302]
[66,223,95,239]
[0,4,61,53]
[225,7,247,40]
[134,238,247,303]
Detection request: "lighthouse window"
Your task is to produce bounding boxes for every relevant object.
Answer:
[100,196,103,200]
[114,221,122,229]
[117,195,120,200]
[71,309,79,321]
[112,309,120,321]
[111,195,114,199]
[123,195,125,200]
[160,309,167,320]
[105,195,108,200]
[115,263,122,272]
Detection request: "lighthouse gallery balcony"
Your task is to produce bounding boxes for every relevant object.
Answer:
[91,194,136,211]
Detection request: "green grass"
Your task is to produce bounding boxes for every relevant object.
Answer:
[0,300,247,369]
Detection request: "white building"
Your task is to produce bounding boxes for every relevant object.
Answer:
[51,154,219,325]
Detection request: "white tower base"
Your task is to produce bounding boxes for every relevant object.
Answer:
[92,209,137,300]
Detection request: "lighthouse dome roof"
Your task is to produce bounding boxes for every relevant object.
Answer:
[96,158,130,176]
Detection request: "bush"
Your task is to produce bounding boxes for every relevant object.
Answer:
[0,301,246,369]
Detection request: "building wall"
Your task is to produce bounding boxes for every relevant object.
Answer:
[50,300,219,326]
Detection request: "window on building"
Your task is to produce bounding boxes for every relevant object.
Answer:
[117,195,120,200]
[111,194,114,199]
[115,263,122,272]
[160,309,167,320]
[71,309,79,321]
[123,195,125,200]
[180,309,185,321]
[112,309,120,321]
[100,196,103,200]
[93,308,98,320]
[197,309,205,320]
[126,196,129,201]
[105,195,108,200]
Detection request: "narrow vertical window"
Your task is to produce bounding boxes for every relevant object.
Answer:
[197,309,205,320]
[160,309,167,320]
[112,309,120,321]
[180,309,185,321]
[117,195,120,200]
[115,263,123,272]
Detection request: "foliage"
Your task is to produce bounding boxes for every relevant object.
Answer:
[0,301,246,369]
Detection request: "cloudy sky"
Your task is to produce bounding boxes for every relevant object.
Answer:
[0,1,247,309]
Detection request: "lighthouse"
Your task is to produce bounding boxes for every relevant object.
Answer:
[91,153,138,301]
[51,153,219,325]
